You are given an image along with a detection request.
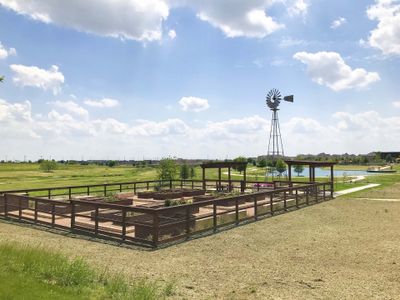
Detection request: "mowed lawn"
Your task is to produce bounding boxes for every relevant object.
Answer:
[1,189,399,299]
[0,162,379,192]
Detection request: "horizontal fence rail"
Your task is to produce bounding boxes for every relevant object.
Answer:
[0,179,334,248]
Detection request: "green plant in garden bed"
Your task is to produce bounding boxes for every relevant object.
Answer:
[165,198,193,207]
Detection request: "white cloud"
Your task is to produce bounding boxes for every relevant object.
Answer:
[179,96,210,112]
[331,17,346,29]
[0,0,169,42]
[129,119,189,136]
[286,0,310,17]
[168,29,177,39]
[51,101,89,118]
[393,101,400,108]
[0,42,16,59]
[10,64,65,94]
[366,0,400,56]
[279,37,307,48]
[1,98,400,159]
[84,98,120,108]
[293,51,380,91]
[188,0,284,38]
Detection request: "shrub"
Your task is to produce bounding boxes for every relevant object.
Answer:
[39,160,58,172]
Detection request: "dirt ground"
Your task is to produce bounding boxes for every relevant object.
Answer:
[1,195,399,299]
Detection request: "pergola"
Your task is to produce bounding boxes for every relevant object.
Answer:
[200,162,247,191]
[284,160,336,183]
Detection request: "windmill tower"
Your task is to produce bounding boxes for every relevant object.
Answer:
[266,89,294,162]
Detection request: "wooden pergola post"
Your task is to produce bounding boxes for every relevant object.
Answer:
[309,166,312,182]
[288,162,292,182]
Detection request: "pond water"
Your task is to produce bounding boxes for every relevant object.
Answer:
[293,167,370,178]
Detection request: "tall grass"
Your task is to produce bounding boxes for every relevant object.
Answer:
[0,242,169,299]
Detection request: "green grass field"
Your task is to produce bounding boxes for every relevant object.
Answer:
[0,162,398,192]
[0,242,172,300]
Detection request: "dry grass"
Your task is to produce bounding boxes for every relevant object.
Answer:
[354,182,400,200]
[1,195,399,299]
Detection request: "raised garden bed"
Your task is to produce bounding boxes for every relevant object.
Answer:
[137,189,205,200]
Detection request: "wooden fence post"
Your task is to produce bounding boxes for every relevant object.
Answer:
[51,203,55,227]
[87,186,90,196]
[18,196,22,220]
[306,188,309,205]
[104,185,107,196]
[4,194,8,218]
[235,198,239,225]
[213,203,217,232]
[283,191,287,211]
[48,189,51,199]
[169,180,172,189]
[34,199,38,223]
[134,183,137,194]
[68,188,72,200]
[122,208,127,241]
[254,196,258,220]
[295,189,299,208]
[94,205,99,236]
[70,201,75,231]
[152,212,159,248]
[119,184,122,193]
[270,193,274,215]
[186,206,190,237]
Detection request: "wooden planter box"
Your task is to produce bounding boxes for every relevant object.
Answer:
[137,191,156,199]
[153,191,183,200]
[217,197,246,207]
[182,189,206,197]
[116,192,135,200]
[193,195,216,203]
[135,218,196,240]
[159,206,200,218]
[103,198,132,206]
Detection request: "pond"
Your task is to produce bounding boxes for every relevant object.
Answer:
[293,167,370,178]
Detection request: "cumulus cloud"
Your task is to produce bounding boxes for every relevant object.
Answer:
[179,96,210,112]
[286,0,310,17]
[50,101,89,118]
[168,29,177,39]
[293,51,380,91]
[0,42,16,59]
[187,0,284,38]
[393,101,400,108]
[366,0,400,56]
[84,98,120,108]
[10,64,65,94]
[331,17,346,29]
[0,0,169,42]
[1,98,400,158]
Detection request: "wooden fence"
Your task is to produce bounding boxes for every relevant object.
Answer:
[0,180,333,248]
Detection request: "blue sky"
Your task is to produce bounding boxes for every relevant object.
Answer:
[0,0,399,161]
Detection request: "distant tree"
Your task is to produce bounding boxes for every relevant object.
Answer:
[106,160,117,167]
[275,159,287,178]
[157,158,179,181]
[233,156,247,174]
[257,159,267,168]
[0,76,4,83]
[190,167,196,179]
[385,154,393,163]
[294,165,304,176]
[39,160,58,172]
[180,164,190,180]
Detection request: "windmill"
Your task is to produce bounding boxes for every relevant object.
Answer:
[265,88,294,166]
